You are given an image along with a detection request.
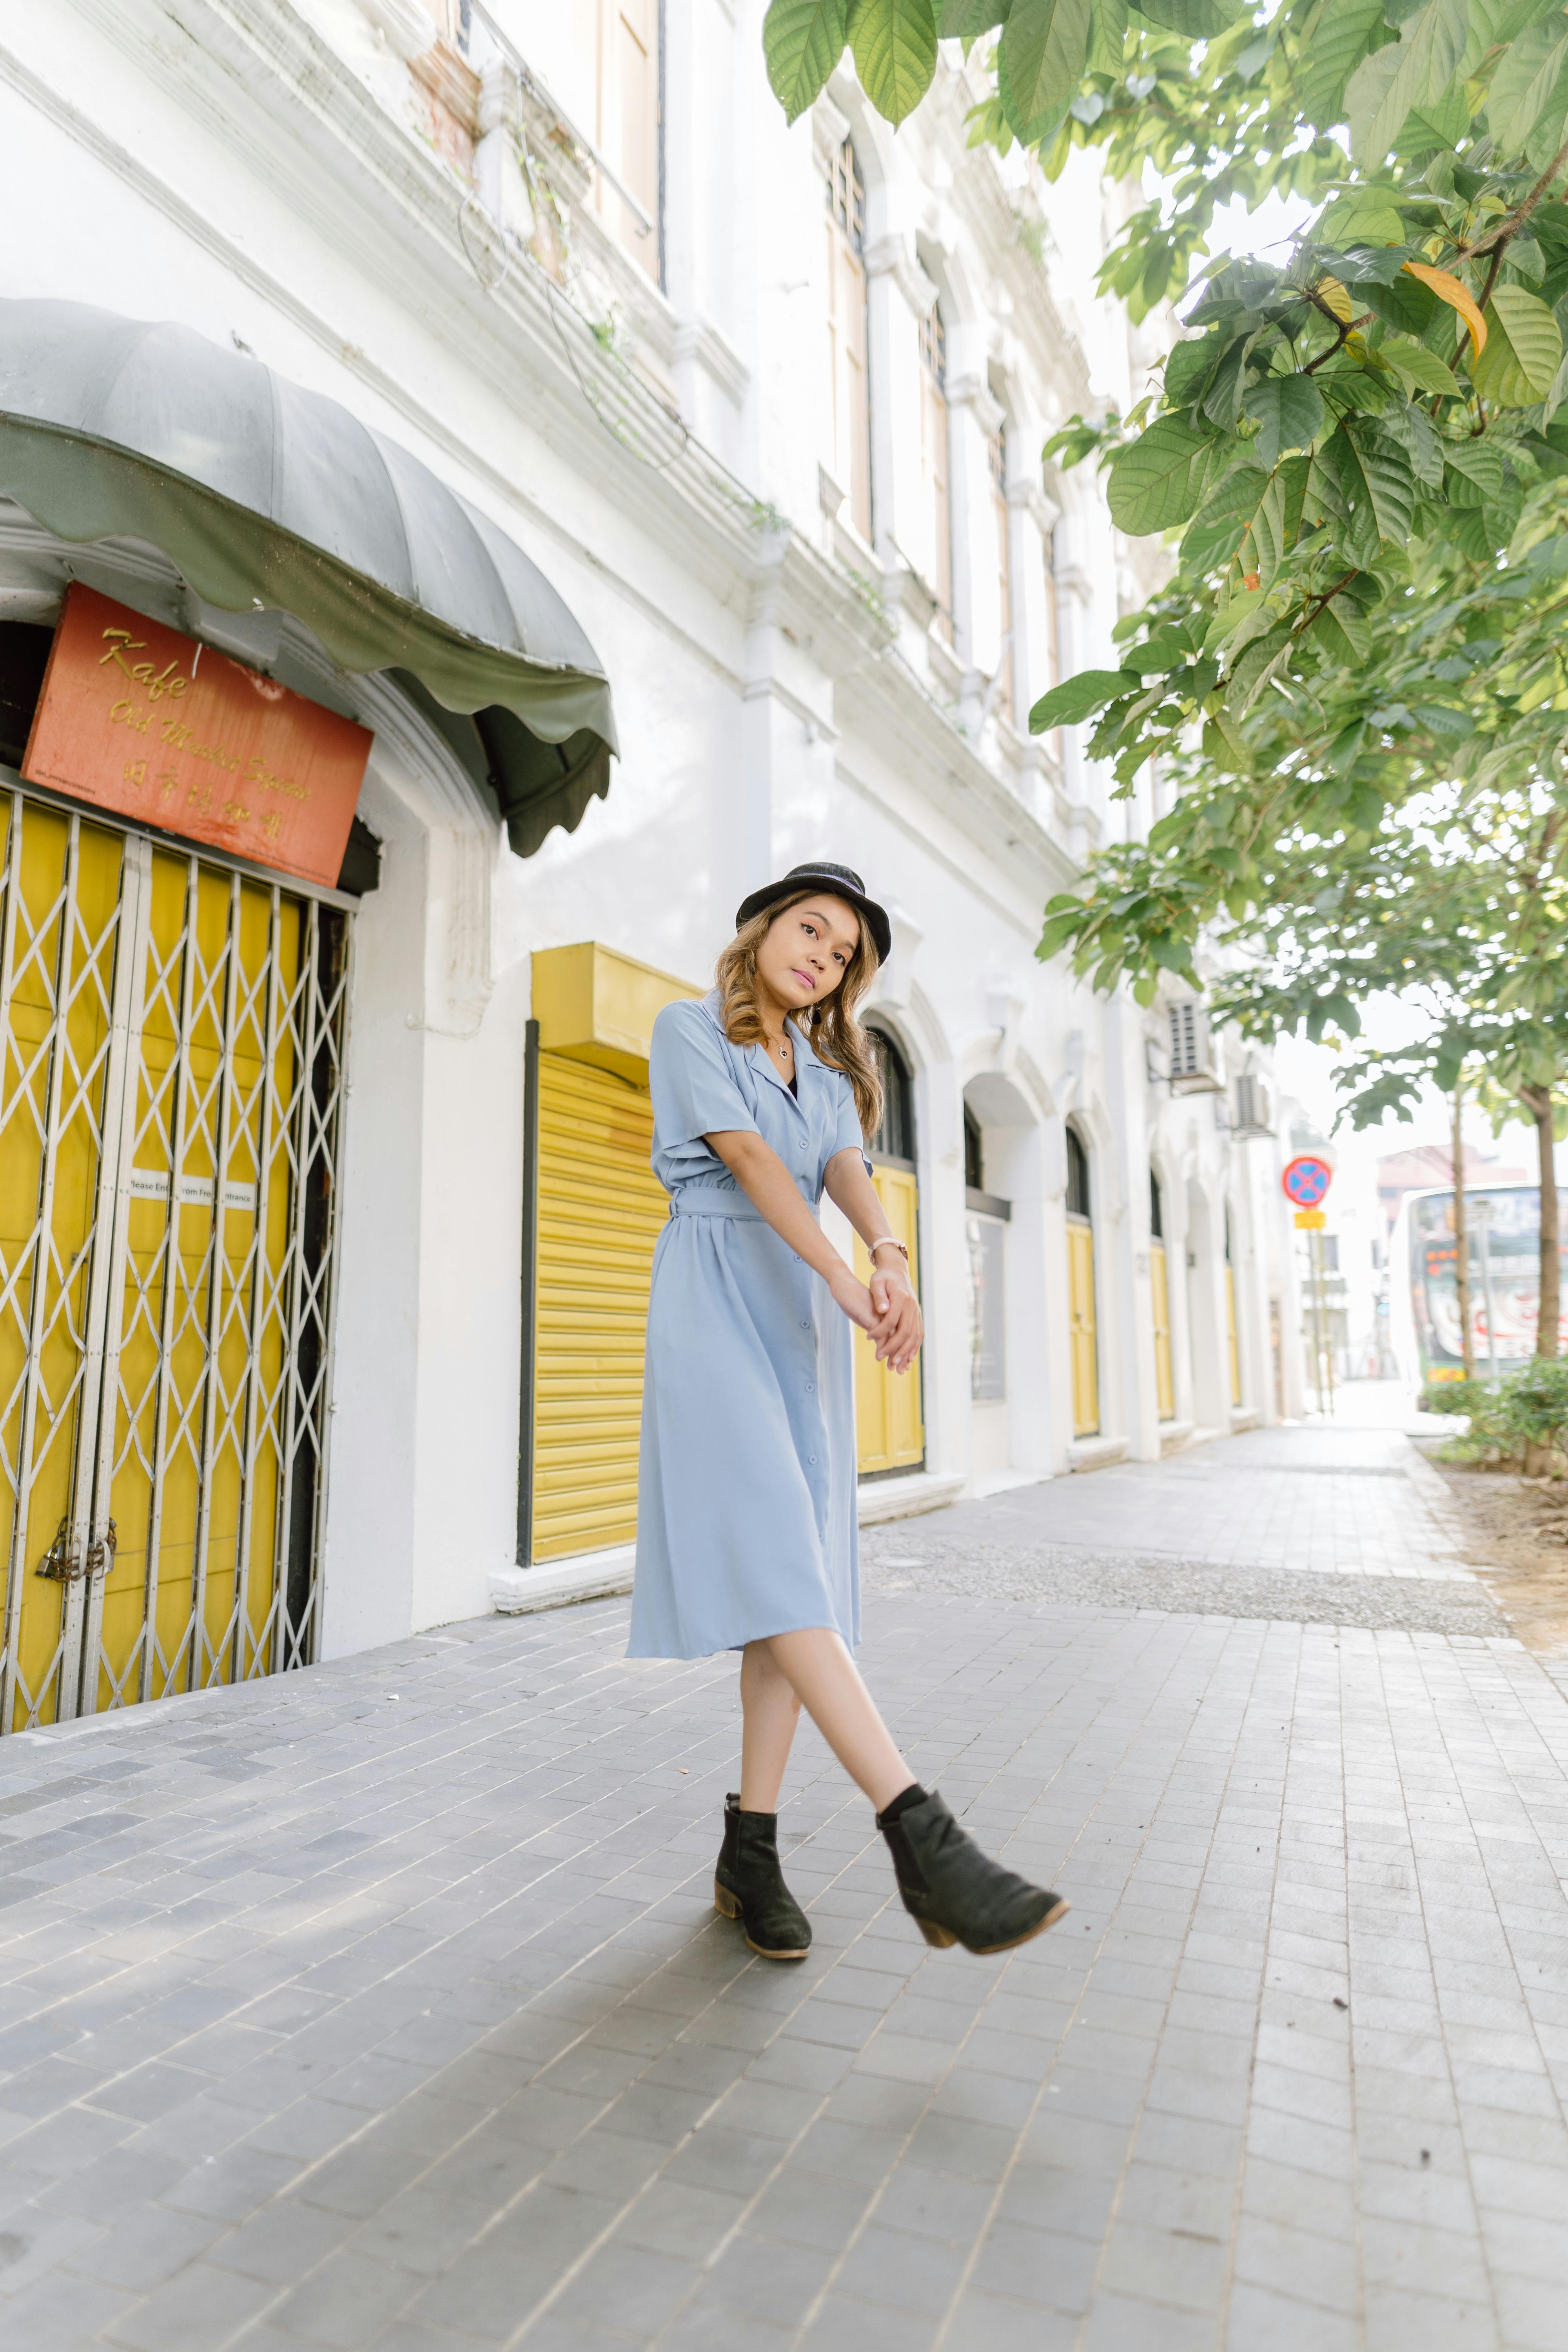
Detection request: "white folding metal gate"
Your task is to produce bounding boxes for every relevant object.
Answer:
[0,787,352,1732]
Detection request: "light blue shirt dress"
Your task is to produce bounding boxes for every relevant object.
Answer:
[628,991,870,1660]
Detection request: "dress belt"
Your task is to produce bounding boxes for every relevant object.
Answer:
[668,1187,767,1220]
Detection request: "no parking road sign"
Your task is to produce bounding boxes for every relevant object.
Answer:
[1282,1153,1334,1210]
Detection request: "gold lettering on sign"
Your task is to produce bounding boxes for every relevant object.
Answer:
[97,629,189,704]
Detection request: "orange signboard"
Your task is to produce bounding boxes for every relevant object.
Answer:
[22,583,372,889]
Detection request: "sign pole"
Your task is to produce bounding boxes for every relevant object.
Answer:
[1283,1155,1336,1419]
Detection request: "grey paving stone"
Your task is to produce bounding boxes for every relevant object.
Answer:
[101,2256,281,2352]
[2,1428,1566,2352]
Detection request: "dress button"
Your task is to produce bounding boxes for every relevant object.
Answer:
[805,1381,815,1394]
[808,1454,818,1465]
[800,1319,811,1330]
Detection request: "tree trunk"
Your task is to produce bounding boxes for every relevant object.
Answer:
[1521,1084,1561,1363]
[1520,1084,1561,1476]
[1452,1080,1474,1382]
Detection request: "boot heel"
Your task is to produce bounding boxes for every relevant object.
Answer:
[713,1878,742,1921]
[916,1916,958,1949]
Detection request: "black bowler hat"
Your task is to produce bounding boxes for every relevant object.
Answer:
[734,861,892,966]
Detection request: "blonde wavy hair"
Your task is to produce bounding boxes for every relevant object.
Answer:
[715,890,884,1137]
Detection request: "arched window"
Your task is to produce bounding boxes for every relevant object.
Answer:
[1065,1124,1097,1434]
[989,416,1012,722]
[1150,1170,1173,1418]
[866,1025,915,1165]
[920,302,953,641]
[1066,1125,1091,1221]
[964,1104,984,1194]
[825,138,872,541]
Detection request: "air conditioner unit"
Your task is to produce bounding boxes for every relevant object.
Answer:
[1232,1074,1276,1137]
[1168,1001,1223,1094]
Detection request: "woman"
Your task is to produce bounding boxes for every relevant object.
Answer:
[631,861,1068,1962]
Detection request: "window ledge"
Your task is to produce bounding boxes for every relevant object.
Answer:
[1067,1435,1128,1473]
[857,1470,967,1525]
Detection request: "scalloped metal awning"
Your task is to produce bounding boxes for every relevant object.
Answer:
[0,298,617,858]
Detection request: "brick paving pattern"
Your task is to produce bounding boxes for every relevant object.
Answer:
[0,1421,1564,2351]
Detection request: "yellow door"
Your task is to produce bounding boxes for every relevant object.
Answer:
[1151,1239,1174,1420]
[1226,1263,1242,1406]
[532,1053,669,1558]
[1068,1216,1098,1436]
[1,793,347,1732]
[854,1163,923,1474]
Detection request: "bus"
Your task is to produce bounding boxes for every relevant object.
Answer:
[1389,1182,1567,1388]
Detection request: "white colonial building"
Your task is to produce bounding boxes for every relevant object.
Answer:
[0,0,1305,1730]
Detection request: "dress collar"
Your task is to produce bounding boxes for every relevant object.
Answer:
[752,1016,820,1105]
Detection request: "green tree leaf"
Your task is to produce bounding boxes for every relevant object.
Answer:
[1029,668,1135,728]
[763,0,852,121]
[1087,0,1129,70]
[936,0,1011,28]
[1485,11,1568,151]
[1241,375,1327,468]
[1166,336,1225,408]
[1296,0,1390,130]
[1344,0,1466,163]
[1131,0,1241,34]
[848,0,939,124]
[1107,415,1216,532]
[1000,0,1094,131]
[1471,283,1564,401]
[1377,335,1461,396]
[1443,438,1506,497]
[1329,422,1416,562]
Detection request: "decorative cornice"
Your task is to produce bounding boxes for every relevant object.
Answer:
[864,234,939,319]
[672,316,750,408]
[837,648,1078,897]
[351,0,434,64]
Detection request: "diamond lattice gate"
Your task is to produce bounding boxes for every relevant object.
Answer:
[0,790,352,1732]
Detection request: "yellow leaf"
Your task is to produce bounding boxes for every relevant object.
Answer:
[1313,274,1354,323]
[1402,261,1488,357]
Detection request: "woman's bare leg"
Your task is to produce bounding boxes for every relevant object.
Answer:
[762,1629,915,1814]
[739,1640,803,1812]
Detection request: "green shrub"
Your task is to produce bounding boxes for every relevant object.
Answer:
[1438,1358,1568,1472]
[1500,1357,1568,1449]
[1419,1378,1490,1417]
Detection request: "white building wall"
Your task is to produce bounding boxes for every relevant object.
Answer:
[0,1,1303,1659]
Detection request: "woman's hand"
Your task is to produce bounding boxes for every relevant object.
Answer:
[867,1258,923,1373]
[827,1261,878,1334]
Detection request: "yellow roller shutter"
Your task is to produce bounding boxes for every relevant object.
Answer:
[532,1053,668,1561]
[1226,1263,1242,1407]
[1151,1239,1174,1420]
[853,1163,923,1475]
[1068,1217,1098,1437]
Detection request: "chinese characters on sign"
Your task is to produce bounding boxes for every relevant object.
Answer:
[21,583,372,888]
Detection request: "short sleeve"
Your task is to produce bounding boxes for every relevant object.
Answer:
[829,1072,873,1178]
[650,1000,759,1176]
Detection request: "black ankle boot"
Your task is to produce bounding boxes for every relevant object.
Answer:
[877,1786,1069,1955]
[714,1794,811,1960]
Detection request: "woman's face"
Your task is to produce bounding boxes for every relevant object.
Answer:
[755,895,862,1016]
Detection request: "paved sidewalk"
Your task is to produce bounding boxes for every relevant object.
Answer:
[0,1427,1566,2352]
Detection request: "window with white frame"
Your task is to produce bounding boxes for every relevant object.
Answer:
[919,303,953,641]
[988,416,1012,722]
[824,137,873,541]
[1043,525,1061,699]
[570,0,662,284]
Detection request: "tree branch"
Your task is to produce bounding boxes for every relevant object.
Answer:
[1454,131,1568,261]
[1299,287,1374,373]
